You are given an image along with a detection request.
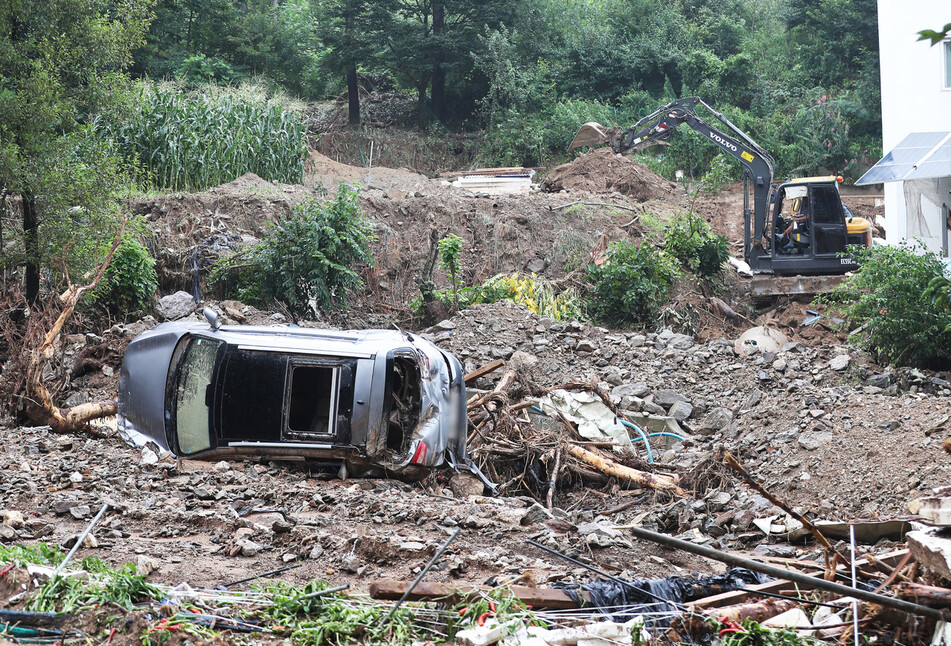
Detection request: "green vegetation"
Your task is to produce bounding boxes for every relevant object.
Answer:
[28,561,162,612]
[414,273,585,322]
[97,84,308,191]
[926,275,951,332]
[816,244,951,368]
[257,580,423,645]
[0,0,153,303]
[663,211,729,279]
[438,233,463,309]
[94,239,158,314]
[586,241,680,328]
[718,617,819,646]
[213,183,375,320]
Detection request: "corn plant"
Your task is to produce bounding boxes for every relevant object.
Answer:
[98,85,308,191]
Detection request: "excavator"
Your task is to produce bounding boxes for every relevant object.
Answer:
[569,97,873,297]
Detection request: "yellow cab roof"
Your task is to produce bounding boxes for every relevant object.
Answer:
[784,175,839,185]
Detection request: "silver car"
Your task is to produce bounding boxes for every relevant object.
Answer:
[117,310,472,479]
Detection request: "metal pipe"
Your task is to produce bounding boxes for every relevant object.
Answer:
[525,539,675,606]
[384,528,460,623]
[625,525,948,622]
[55,503,109,575]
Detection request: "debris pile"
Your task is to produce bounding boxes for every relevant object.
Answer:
[541,148,681,201]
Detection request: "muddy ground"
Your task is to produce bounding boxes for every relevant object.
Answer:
[1,144,946,617]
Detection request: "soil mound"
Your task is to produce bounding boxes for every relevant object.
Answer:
[542,148,681,201]
[308,149,430,192]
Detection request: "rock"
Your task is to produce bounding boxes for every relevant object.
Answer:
[667,334,695,350]
[308,545,325,560]
[0,524,16,540]
[156,291,197,321]
[449,473,485,497]
[68,472,83,483]
[508,351,538,372]
[339,554,360,573]
[2,511,25,528]
[52,500,78,515]
[742,389,763,410]
[700,407,733,432]
[135,556,158,575]
[520,503,554,526]
[575,339,596,352]
[829,354,850,371]
[525,259,546,273]
[654,389,689,407]
[239,539,265,557]
[601,366,624,386]
[434,319,456,331]
[668,400,693,422]
[400,541,425,551]
[865,373,890,388]
[140,447,159,465]
[69,505,91,520]
[641,401,666,416]
[797,430,834,450]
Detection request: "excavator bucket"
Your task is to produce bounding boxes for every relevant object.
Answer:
[568,122,613,151]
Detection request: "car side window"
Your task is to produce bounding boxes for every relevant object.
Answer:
[174,337,222,454]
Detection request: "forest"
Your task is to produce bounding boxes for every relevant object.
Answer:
[0,0,883,300]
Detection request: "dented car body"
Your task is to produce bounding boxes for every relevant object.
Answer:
[117,318,470,478]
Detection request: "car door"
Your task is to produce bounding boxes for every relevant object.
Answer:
[810,184,848,257]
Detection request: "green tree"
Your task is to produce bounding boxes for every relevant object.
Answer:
[316,0,379,124]
[242,183,375,319]
[817,244,951,368]
[0,0,154,303]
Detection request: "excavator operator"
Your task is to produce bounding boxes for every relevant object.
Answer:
[776,198,808,254]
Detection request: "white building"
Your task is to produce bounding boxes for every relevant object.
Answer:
[857,0,951,257]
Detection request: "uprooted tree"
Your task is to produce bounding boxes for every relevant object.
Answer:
[2,225,126,435]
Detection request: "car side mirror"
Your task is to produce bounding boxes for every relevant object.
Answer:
[204,307,221,331]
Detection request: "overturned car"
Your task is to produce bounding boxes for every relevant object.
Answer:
[118,310,473,479]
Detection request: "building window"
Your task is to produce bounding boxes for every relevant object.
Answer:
[946,41,951,89]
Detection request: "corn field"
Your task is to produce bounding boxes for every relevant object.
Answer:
[99,86,308,191]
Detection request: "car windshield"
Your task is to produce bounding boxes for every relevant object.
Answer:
[174,336,222,454]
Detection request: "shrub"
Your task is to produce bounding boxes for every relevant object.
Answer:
[816,243,951,368]
[220,183,375,320]
[97,83,308,191]
[411,273,584,322]
[586,241,680,327]
[94,239,157,314]
[663,211,729,278]
[437,233,463,309]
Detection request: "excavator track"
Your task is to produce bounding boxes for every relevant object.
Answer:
[750,274,848,303]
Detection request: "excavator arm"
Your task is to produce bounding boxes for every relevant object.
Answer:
[570,97,776,270]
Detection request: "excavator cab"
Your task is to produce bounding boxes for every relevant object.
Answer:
[768,177,871,275]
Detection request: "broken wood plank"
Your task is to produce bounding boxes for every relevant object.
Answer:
[369,580,590,609]
[565,443,685,496]
[907,530,951,581]
[464,359,505,384]
[686,580,814,610]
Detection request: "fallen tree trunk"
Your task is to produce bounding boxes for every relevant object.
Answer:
[565,443,685,496]
[898,582,951,609]
[23,224,125,434]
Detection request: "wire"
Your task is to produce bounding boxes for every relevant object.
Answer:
[620,420,654,463]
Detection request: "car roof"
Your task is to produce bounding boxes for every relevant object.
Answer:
[159,321,420,359]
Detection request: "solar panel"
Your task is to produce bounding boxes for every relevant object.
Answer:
[907,136,951,180]
[856,131,951,185]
